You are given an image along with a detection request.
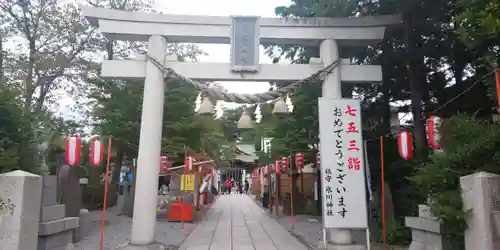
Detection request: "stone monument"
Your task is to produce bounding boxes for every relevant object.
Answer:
[0,170,43,250]
[405,204,443,250]
[38,174,79,250]
[57,164,82,217]
[460,172,500,250]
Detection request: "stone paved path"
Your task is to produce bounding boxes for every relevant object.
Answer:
[179,194,309,250]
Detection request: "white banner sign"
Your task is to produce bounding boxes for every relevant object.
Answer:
[318,98,368,229]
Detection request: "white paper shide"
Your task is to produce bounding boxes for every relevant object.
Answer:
[318,98,368,229]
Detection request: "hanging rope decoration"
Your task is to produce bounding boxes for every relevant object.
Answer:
[426,116,442,150]
[144,53,341,104]
[397,131,414,160]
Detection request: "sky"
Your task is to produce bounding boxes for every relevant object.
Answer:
[53,0,292,120]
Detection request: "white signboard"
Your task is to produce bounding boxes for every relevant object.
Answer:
[318,98,368,229]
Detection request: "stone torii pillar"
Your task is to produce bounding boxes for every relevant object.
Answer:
[320,38,358,247]
[120,35,167,249]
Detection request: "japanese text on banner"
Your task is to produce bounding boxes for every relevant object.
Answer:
[318,98,368,229]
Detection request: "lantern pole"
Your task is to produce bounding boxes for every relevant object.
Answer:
[99,136,113,250]
[379,136,387,250]
[364,140,372,250]
[495,69,500,110]
[289,153,294,229]
[274,168,279,217]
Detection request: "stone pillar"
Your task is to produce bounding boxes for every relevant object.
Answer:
[128,35,167,247]
[320,39,356,246]
[460,172,500,250]
[0,170,42,250]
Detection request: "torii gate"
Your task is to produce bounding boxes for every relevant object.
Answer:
[84,7,399,249]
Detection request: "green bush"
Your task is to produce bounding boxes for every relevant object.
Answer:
[369,217,411,245]
[411,113,500,249]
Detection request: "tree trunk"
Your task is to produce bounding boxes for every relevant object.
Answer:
[381,38,392,134]
[404,12,427,156]
[0,34,4,81]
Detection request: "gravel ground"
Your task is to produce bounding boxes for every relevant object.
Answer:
[72,207,197,250]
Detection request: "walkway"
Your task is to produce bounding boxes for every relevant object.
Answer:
[179,194,309,250]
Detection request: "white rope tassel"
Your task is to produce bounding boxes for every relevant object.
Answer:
[144,53,340,104]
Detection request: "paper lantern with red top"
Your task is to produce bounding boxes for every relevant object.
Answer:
[65,136,82,167]
[184,156,193,171]
[159,156,168,173]
[426,116,442,150]
[281,157,288,170]
[89,136,104,167]
[397,131,414,160]
[295,152,304,171]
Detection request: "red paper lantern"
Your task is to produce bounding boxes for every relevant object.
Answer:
[184,156,193,171]
[295,152,304,171]
[275,160,281,174]
[263,165,269,176]
[252,168,259,177]
[426,116,442,150]
[65,136,82,167]
[89,136,104,167]
[397,131,414,160]
[160,156,168,173]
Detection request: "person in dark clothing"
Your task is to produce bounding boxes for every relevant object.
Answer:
[211,185,218,196]
[237,181,243,194]
[244,179,249,194]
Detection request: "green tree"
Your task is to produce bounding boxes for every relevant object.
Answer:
[0,85,36,173]
[457,0,500,68]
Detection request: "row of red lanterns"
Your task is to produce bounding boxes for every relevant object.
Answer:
[397,116,442,160]
[65,136,103,167]
[252,153,307,177]
[65,136,197,172]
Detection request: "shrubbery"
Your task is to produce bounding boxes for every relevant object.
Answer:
[411,114,500,248]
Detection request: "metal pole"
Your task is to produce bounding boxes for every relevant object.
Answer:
[364,140,373,250]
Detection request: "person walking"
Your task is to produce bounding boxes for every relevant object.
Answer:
[225,179,232,194]
[244,179,249,194]
[237,181,243,194]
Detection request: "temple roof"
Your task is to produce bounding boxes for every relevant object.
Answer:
[233,144,258,163]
